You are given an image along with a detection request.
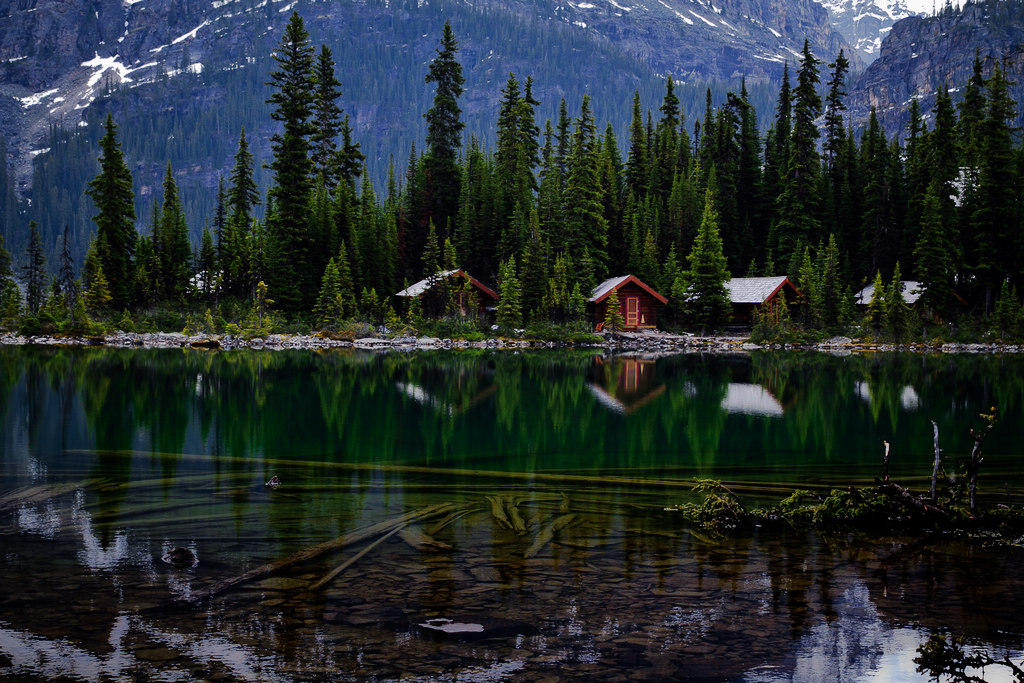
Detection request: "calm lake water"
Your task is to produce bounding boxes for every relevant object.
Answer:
[1,345,1023,681]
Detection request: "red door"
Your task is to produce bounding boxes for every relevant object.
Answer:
[626,297,639,327]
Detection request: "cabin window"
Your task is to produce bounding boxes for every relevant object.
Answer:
[626,297,639,326]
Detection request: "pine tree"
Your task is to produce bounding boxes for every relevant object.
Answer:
[314,256,343,327]
[22,221,47,315]
[914,182,956,320]
[0,234,20,328]
[685,176,732,331]
[496,256,522,333]
[85,114,136,310]
[775,42,822,268]
[972,63,1020,313]
[311,44,344,187]
[863,270,885,332]
[563,95,609,277]
[59,225,77,322]
[422,20,465,233]
[266,11,316,314]
[603,285,625,333]
[884,262,913,340]
[157,163,192,302]
[197,226,216,303]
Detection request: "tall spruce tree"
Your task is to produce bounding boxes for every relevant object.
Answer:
[85,114,136,310]
[685,172,731,331]
[266,10,316,315]
[22,221,46,315]
[422,20,465,236]
[157,163,192,302]
[775,41,822,270]
[311,44,344,188]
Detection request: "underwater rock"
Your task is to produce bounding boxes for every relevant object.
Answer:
[161,547,198,569]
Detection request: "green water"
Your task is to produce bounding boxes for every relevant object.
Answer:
[1,346,1022,681]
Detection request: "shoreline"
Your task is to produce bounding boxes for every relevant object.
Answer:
[3,330,1023,354]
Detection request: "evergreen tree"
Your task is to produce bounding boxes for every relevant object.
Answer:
[314,256,343,327]
[914,182,956,320]
[685,176,731,331]
[266,11,316,314]
[157,163,192,302]
[59,225,78,322]
[884,262,913,340]
[625,91,649,198]
[22,221,47,315]
[83,236,112,316]
[603,285,625,333]
[863,269,885,332]
[311,44,344,187]
[972,62,1020,312]
[563,95,609,278]
[422,20,465,234]
[775,41,822,269]
[0,234,18,329]
[228,127,261,230]
[496,255,522,332]
[197,225,216,303]
[85,114,136,310]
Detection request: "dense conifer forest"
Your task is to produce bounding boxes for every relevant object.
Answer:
[1,11,1023,341]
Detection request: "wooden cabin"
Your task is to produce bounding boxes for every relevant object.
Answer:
[725,276,801,325]
[396,269,498,317]
[588,275,668,331]
[588,355,665,414]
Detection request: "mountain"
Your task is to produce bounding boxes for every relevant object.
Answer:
[847,0,1024,135]
[817,0,921,61]
[0,0,855,192]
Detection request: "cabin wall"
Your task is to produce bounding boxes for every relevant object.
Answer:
[592,283,660,330]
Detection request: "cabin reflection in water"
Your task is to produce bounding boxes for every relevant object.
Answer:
[720,383,786,417]
[588,355,665,414]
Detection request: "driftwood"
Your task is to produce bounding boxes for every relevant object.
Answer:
[0,481,95,512]
[425,508,477,536]
[486,496,512,529]
[876,481,951,524]
[173,503,453,605]
[398,525,453,552]
[524,513,576,558]
[966,407,998,513]
[310,526,403,591]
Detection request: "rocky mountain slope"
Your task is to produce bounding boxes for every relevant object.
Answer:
[817,0,920,61]
[847,0,1024,135]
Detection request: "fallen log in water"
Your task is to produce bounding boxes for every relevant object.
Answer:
[171,502,454,606]
[398,525,453,552]
[0,480,97,512]
[310,526,404,591]
[524,513,576,559]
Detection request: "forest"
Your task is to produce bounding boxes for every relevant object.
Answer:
[0,11,1022,342]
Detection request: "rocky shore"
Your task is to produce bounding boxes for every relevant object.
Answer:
[3,330,1023,354]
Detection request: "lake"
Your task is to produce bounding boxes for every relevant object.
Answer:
[1,345,1022,681]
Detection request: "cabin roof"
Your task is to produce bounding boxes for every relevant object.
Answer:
[589,275,668,305]
[853,280,923,305]
[725,276,793,305]
[396,269,499,300]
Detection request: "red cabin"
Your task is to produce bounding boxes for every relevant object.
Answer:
[588,275,668,331]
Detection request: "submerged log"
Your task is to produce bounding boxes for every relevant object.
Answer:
[310,526,404,591]
[172,503,454,605]
[524,513,576,558]
[0,480,96,512]
[398,525,453,552]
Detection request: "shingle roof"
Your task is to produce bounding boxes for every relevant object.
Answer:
[396,269,498,300]
[725,276,791,304]
[853,281,923,305]
[588,275,668,304]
